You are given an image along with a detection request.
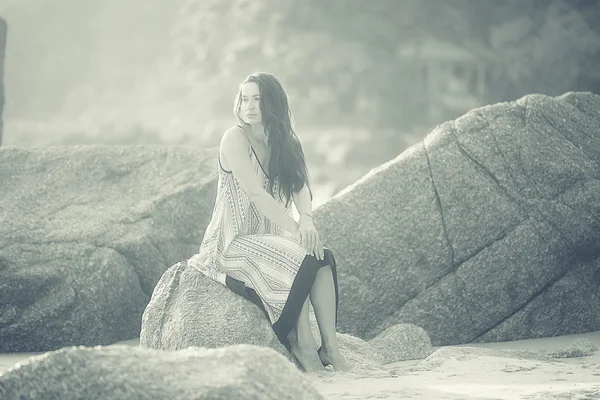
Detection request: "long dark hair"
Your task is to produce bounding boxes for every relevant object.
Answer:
[234,72,312,206]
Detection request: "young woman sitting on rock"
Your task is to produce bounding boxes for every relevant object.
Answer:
[192,72,349,372]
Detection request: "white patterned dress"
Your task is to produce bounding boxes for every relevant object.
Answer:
[188,130,312,325]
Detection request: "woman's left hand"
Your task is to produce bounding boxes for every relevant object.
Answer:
[298,215,324,260]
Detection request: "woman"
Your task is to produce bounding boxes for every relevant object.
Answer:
[191,72,349,372]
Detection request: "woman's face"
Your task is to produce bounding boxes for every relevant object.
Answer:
[241,82,262,125]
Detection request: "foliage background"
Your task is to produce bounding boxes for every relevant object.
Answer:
[1,0,599,205]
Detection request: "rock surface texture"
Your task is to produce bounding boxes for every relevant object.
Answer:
[0,344,323,400]
[0,146,218,351]
[368,323,433,363]
[547,338,599,358]
[314,92,600,345]
[141,259,386,372]
[140,259,291,358]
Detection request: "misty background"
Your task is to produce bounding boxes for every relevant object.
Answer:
[1,0,599,206]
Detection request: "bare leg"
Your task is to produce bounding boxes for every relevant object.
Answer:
[288,297,325,372]
[310,265,350,371]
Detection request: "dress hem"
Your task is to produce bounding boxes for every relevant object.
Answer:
[226,248,339,353]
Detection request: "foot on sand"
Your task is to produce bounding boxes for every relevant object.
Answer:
[291,342,326,373]
[318,345,350,372]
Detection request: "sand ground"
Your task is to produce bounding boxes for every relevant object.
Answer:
[2,333,599,399]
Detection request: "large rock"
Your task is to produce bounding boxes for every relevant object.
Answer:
[0,344,323,400]
[314,92,600,345]
[0,146,218,351]
[140,259,291,359]
[140,259,386,373]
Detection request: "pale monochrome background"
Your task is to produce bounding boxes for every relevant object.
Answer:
[0,0,599,206]
[1,2,600,399]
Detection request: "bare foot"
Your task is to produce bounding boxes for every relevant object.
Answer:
[291,342,326,373]
[318,345,350,372]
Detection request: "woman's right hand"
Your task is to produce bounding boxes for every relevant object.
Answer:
[295,217,324,260]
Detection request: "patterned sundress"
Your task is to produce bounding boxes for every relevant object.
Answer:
[188,125,338,348]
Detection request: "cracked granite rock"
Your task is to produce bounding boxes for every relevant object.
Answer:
[314,92,600,346]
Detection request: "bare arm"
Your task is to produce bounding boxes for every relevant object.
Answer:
[292,183,312,219]
[293,176,324,260]
[220,127,299,234]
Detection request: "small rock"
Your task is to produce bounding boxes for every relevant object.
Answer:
[549,338,598,358]
[368,323,433,363]
[335,332,384,372]
[501,364,537,373]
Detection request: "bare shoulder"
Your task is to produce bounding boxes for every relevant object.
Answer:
[220,125,248,150]
[219,126,250,174]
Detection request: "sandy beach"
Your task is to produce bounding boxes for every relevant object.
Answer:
[312,331,600,400]
[2,332,599,399]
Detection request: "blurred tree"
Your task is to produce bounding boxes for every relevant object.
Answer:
[3,0,599,148]
[485,0,600,101]
[571,0,600,93]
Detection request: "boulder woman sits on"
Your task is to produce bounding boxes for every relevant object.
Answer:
[191,72,349,373]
